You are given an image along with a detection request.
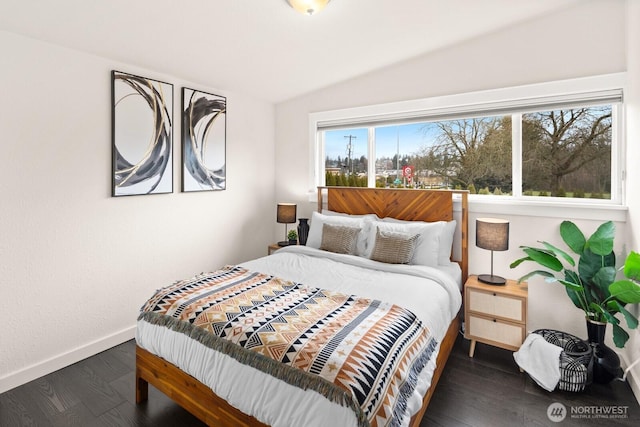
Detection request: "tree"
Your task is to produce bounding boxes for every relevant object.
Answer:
[418,117,511,190]
[522,107,611,195]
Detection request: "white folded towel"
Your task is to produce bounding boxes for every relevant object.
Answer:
[513,334,563,392]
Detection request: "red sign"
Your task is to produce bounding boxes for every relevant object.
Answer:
[402,166,414,182]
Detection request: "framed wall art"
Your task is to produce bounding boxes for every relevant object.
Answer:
[181,87,227,192]
[112,70,173,196]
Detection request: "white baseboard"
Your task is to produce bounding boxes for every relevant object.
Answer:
[620,352,640,407]
[0,325,136,394]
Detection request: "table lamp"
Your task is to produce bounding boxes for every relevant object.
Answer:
[476,218,509,285]
[277,203,297,246]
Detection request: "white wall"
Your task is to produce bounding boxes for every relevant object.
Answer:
[624,0,640,401]
[275,0,640,396]
[0,31,276,392]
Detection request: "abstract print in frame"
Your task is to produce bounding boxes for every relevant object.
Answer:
[182,88,226,192]
[112,71,173,196]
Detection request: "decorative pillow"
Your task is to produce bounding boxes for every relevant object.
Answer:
[306,211,374,256]
[372,219,443,267]
[319,224,360,255]
[370,227,419,264]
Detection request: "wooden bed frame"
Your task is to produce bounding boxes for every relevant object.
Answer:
[136,186,469,427]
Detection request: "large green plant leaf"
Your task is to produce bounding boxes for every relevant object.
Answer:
[564,269,581,285]
[562,270,585,310]
[590,303,618,324]
[586,221,615,256]
[521,247,563,271]
[557,278,583,291]
[612,323,630,348]
[608,301,639,329]
[579,248,615,285]
[541,241,576,267]
[565,287,584,311]
[560,221,586,254]
[516,269,556,283]
[623,251,640,281]
[510,256,531,269]
[591,266,616,300]
[609,279,640,304]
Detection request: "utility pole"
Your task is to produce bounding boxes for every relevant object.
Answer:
[344,135,356,175]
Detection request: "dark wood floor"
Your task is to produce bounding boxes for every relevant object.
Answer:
[1,334,638,426]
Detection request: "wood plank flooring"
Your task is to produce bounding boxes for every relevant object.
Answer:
[1,334,637,426]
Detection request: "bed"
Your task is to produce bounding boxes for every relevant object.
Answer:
[135,186,468,427]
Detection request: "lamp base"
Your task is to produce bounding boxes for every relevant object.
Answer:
[277,241,291,247]
[477,274,506,285]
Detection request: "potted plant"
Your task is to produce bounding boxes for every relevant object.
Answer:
[510,220,640,383]
[287,229,298,245]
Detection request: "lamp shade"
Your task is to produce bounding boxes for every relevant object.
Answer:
[476,218,509,251]
[277,203,297,224]
[287,0,331,15]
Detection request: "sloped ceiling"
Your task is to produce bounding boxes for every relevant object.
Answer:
[1,0,580,103]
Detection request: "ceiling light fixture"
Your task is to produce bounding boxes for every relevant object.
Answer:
[286,0,331,16]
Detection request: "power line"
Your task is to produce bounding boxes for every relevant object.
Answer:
[344,135,356,174]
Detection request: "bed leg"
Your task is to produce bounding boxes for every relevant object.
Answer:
[136,371,149,403]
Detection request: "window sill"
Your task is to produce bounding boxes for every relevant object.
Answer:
[469,196,627,222]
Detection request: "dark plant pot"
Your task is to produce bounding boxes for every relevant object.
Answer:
[288,239,297,245]
[586,319,621,384]
[297,218,309,246]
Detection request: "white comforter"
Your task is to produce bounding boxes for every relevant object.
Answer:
[136,246,461,427]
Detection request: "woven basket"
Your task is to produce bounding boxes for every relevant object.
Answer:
[532,329,593,392]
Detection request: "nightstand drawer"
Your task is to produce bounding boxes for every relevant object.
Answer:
[467,315,525,349]
[468,288,524,322]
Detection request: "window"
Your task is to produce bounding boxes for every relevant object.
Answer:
[311,74,624,204]
[324,128,368,187]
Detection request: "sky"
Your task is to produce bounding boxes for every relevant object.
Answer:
[325,122,440,161]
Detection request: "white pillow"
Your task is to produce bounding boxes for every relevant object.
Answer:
[307,212,375,257]
[374,219,444,267]
[439,220,457,265]
[380,217,457,265]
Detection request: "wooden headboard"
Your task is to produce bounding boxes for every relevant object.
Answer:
[317,186,468,281]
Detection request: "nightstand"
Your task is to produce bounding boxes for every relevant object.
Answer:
[464,274,528,357]
[268,243,282,255]
[268,243,297,255]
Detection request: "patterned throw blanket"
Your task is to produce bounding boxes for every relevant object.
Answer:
[139,266,437,427]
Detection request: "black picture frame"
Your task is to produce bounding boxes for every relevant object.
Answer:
[111,70,173,196]
[181,87,227,192]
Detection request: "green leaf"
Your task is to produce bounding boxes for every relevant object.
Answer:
[590,303,619,325]
[609,279,640,304]
[560,221,586,254]
[541,241,576,267]
[564,269,581,285]
[591,266,616,299]
[612,323,630,348]
[609,301,639,329]
[509,256,531,269]
[565,287,586,311]
[623,251,640,281]
[586,221,615,256]
[606,300,621,313]
[517,269,556,283]
[579,248,615,284]
[521,247,563,272]
[557,279,583,291]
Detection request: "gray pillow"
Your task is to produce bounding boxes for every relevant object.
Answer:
[371,227,419,264]
[319,223,360,254]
